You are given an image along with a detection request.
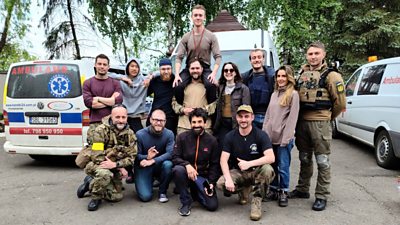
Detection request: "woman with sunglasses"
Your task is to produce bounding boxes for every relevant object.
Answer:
[262,65,299,207]
[214,62,250,151]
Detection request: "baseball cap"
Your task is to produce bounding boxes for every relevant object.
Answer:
[237,105,253,114]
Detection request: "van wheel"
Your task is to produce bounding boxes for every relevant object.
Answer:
[375,130,397,169]
[331,120,340,139]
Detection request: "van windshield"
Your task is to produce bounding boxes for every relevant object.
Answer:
[7,64,82,98]
[171,50,254,80]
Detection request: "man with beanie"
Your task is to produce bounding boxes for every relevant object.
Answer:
[172,108,220,216]
[147,58,177,134]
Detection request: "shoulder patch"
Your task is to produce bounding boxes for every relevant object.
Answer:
[336,82,344,93]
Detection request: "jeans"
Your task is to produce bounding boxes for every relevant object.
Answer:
[252,113,265,129]
[134,160,173,202]
[270,139,294,192]
[172,165,218,211]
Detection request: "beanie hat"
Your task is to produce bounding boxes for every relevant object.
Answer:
[159,58,172,67]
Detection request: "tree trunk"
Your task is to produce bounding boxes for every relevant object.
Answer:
[67,0,81,59]
[0,0,15,54]
[121,33,128,63]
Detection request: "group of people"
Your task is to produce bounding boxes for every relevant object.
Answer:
[75,4,346,221]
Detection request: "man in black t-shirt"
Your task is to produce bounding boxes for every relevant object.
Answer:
[216,105,275,221]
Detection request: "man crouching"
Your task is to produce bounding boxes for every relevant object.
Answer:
[78,104,137,211]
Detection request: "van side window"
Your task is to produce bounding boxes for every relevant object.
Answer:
[357,65,386,95]
[345,70,360,96]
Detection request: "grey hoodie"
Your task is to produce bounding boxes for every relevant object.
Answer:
[110,58,147,116]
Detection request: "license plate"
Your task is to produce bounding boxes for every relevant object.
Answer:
[29,116,58,124]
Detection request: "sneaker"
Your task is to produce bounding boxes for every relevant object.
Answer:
[238,186,251,205]
[263,189,278,202]
[178,204,191,216]
[159,194,169,203]
[250,197,262,221]
[278,191,288,207]
[289,189,310,199]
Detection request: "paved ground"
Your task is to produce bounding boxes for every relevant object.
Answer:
[0,136,399,225]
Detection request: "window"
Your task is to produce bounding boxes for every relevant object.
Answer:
[345,70,360,96]
[7,64,82,98]
[357,65,386,95]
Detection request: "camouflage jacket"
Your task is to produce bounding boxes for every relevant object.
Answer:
[89,115,137,168]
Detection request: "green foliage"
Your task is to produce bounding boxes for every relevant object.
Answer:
[0,0,30,54]
[0,43,37,71]
[332,0,400,74]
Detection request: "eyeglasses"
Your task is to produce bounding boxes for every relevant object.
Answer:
[151,118,166,123]
[223,69,235,73]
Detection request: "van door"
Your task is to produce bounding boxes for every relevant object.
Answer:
[340,65,386,144]
[336,69,360,134]
[4,63,86,148]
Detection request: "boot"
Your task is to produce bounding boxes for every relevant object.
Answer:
[87,199,102,211]
[77,176,93,198]
[238,186,251,205]
[250,197,262,221]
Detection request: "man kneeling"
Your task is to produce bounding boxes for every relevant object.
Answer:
[217,105,275,221]
[79,104,137,211]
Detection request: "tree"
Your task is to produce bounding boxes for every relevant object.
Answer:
[40,0,96,59]
[0,43,37,71]
[87,0,245,63]
[0,0,30,54]
[332,0,400,73]
[241,0,342,69]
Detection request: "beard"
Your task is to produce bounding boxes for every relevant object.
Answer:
[192,126,204,136]
[191,73,201,80]
[115,123,126,130]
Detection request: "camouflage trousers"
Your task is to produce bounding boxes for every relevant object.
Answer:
[85,162,124,201]
[216,164,275,198]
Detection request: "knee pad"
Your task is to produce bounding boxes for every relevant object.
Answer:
[316,154,330,169]
[299,152,312,164]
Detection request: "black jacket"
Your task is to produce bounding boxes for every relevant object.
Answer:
[172,130,220,183]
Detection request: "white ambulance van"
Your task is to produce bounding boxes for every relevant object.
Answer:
[3,60,95,159]
[170,29,280,78]
[333,57,400,169]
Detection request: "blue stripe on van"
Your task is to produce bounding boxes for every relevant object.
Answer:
[7,112,25,122]
[60,113,82,123]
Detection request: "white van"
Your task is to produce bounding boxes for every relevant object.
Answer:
[333,57,400,169]
[3,60,95,159]
[170,29,280,77]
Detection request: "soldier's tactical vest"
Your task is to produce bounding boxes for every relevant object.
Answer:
[296,68,333,110]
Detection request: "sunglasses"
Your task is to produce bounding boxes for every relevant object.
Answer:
[223,69,235,73]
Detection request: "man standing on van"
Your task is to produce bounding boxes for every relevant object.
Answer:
[173,4,220,108]
[83,54,123,143]
[290,41,346,211]
[242,49,275,129]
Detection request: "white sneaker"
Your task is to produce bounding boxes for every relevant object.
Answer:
[159,194,169,203]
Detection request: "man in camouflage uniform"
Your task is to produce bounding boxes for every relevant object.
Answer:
[78,104,137,211]
[216,105,275,221]
[290,41,346,211]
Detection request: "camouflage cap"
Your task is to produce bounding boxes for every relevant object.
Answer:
[237,105,253,114]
